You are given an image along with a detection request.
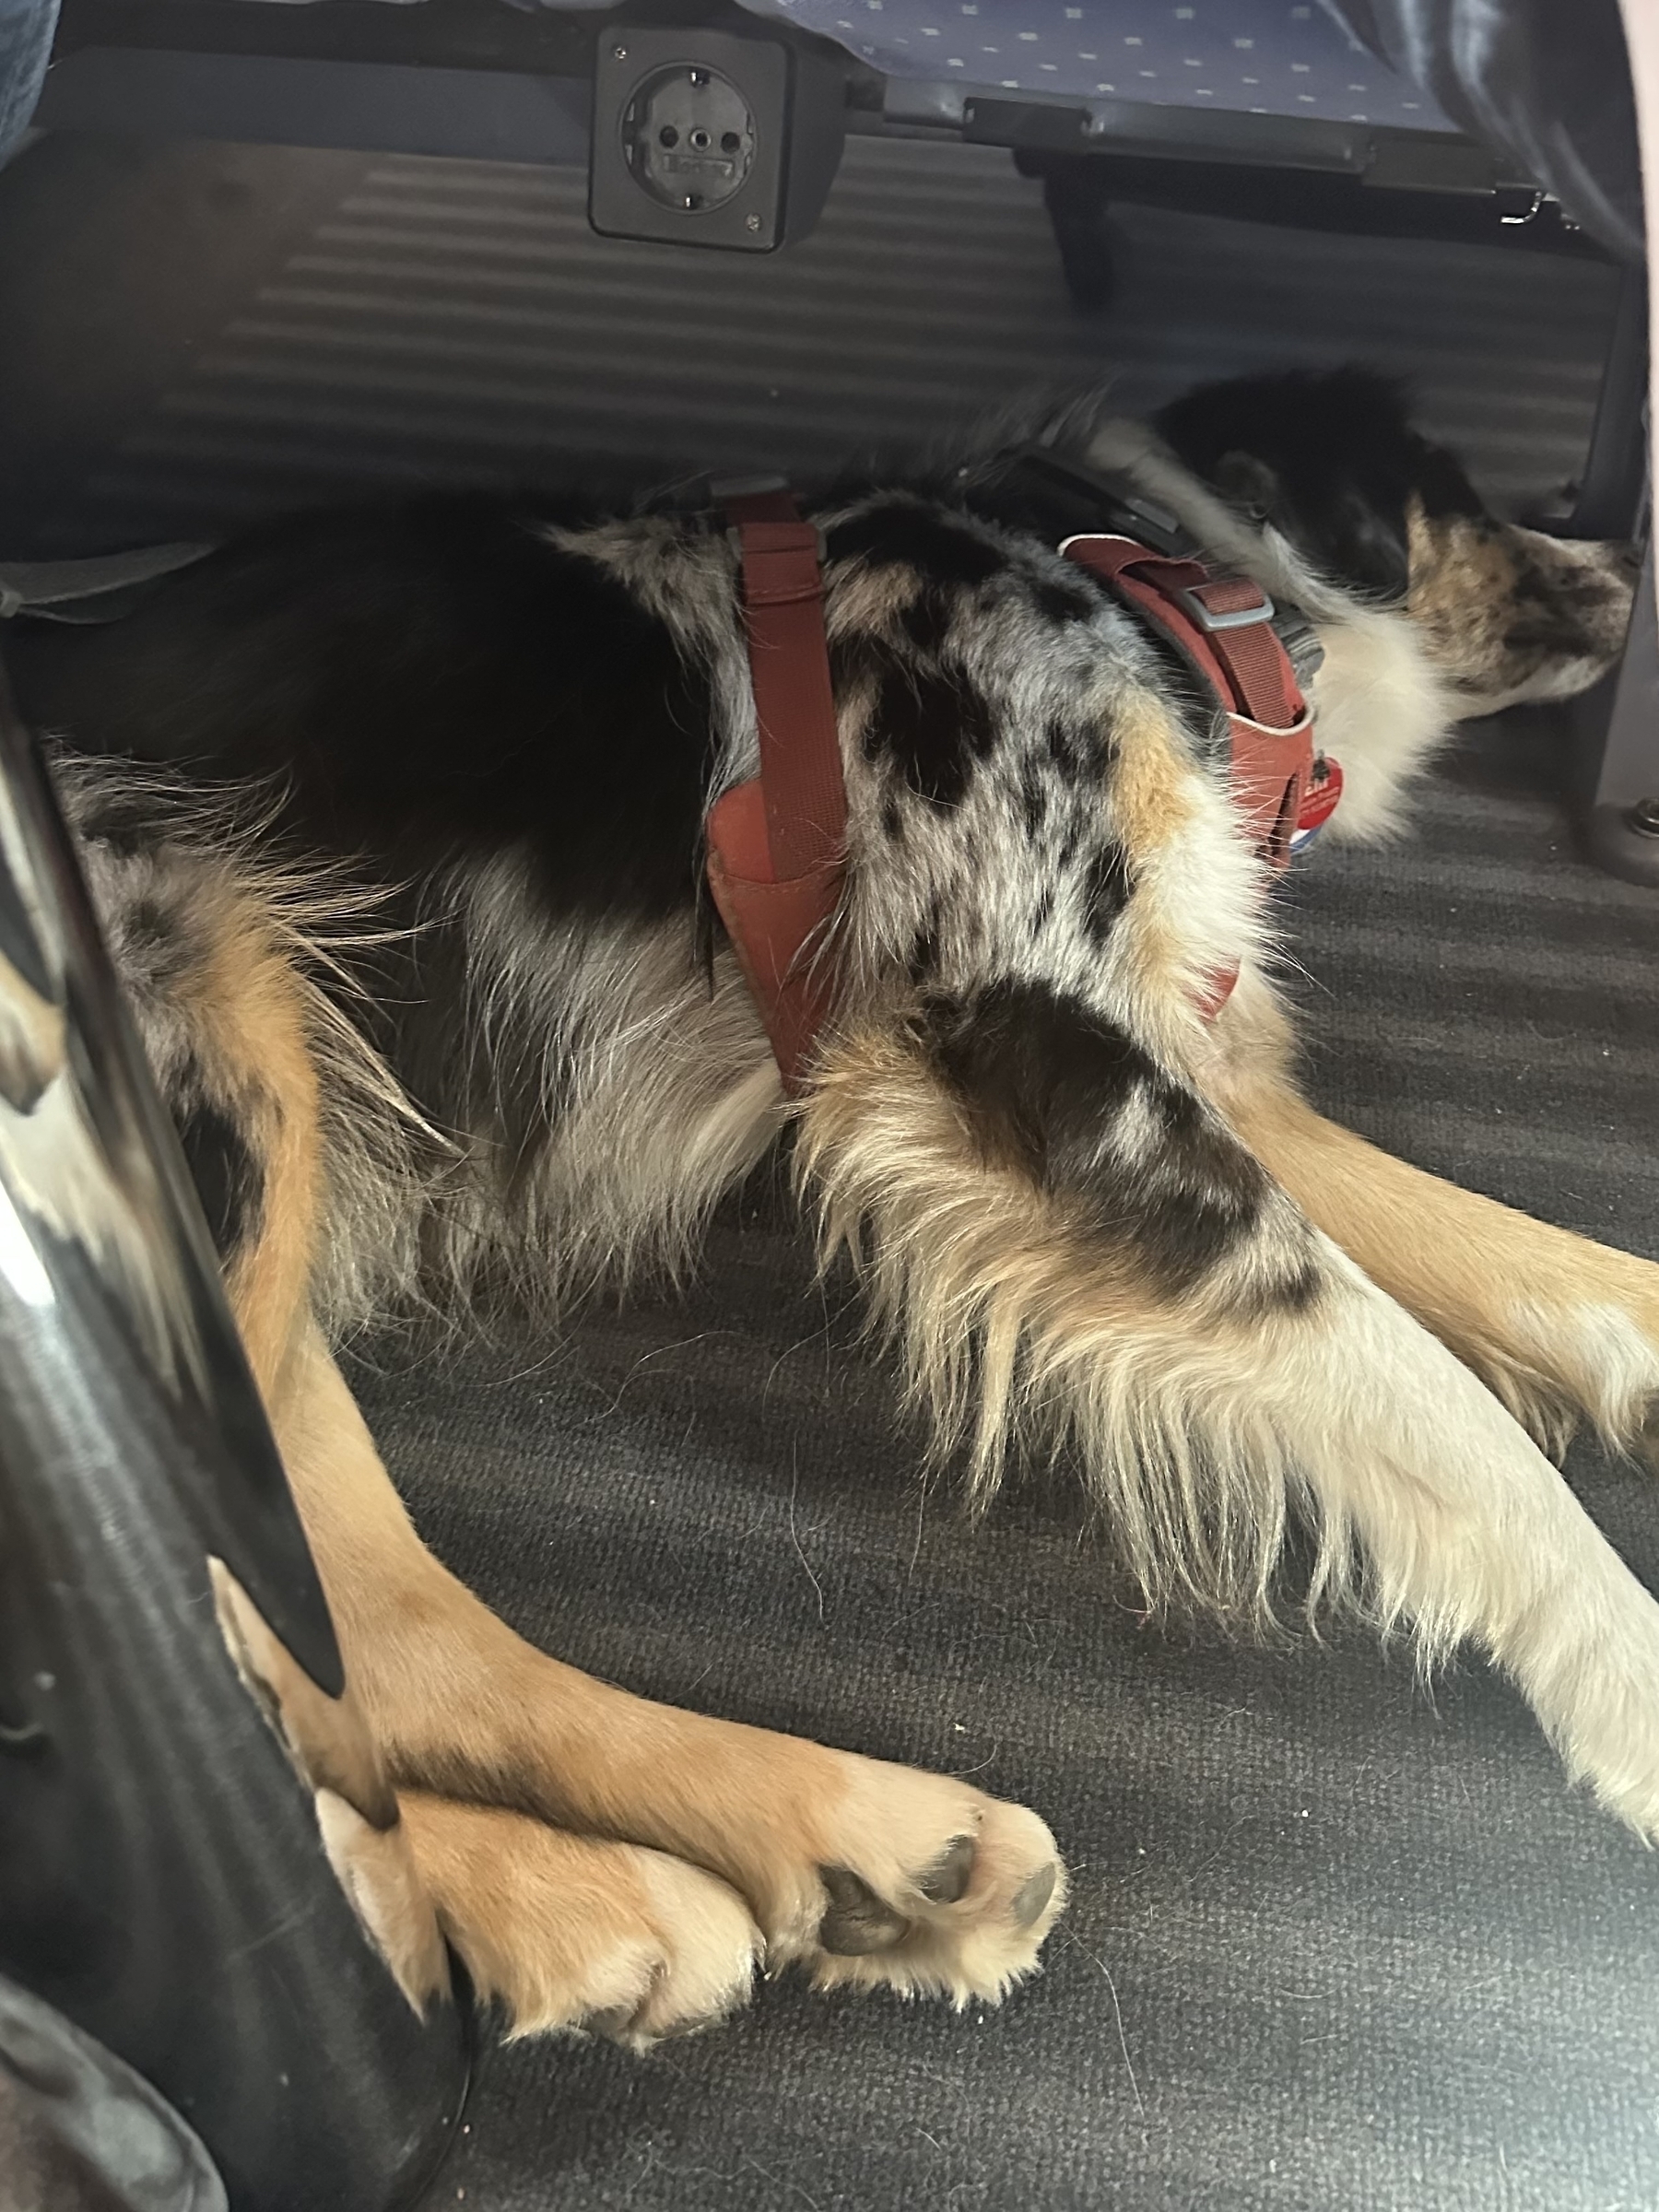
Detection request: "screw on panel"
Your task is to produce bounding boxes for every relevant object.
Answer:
[613,44,628,60]
[1629,798,1659,838]
[746,214,761,231]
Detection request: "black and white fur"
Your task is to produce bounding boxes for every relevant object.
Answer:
[11,364,1656,1851]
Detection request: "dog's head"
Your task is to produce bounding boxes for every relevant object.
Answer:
[1155,367,1638,715]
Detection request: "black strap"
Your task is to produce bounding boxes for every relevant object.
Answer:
[0,542,216,624]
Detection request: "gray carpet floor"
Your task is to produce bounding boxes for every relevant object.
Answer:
[2,127,1656,2212]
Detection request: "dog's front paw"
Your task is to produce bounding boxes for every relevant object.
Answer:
[759,1760,1067,2006]
[398,1794,760,2047]
[1496,1291,1659,1465]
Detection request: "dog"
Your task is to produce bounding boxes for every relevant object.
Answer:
[2,364,1642,2047]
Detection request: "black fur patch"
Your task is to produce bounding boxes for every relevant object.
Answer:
[907,899,944,984]
[899,584,957,659]
[870,660,996,811]
[1080,841,1132,945]
[13,497,725,1171]
[1034,574,1098,627]
[825,501,1008,587]
[14,495,715,920]
[1156,366,1486,603]
[1045,717,1089,778]
[176,1085,264,1266]
[119,891,206,999]
[923,980,1275,1298]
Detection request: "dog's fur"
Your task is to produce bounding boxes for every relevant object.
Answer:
[6,365,1648,2041]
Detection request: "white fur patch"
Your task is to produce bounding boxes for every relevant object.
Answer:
[1303,606,1457,841]
[1504,1299,1659,1447]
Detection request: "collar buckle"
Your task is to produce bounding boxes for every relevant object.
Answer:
[1172,582,1277,634]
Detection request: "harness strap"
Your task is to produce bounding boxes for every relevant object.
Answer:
[704,486,848,1094]
[1059,534,1314,871]
[0,543,216,623]
[710,506,1331,1078]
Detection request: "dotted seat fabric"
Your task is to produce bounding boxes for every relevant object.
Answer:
[738,0,1459,128]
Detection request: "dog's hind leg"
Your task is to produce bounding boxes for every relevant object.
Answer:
[76,807,453,2008]
[1213,976,1659,1465]
[800,1003,1659,1844]
[82,792,1065,2020]
[275,1319,1066,2009]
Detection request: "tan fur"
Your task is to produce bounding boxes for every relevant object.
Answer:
[256,1319,1061,2008]
[395,1796,761,2047]
[1105,688,1268,1068]
[1405,501,1525,695]
[51,778,1064,2035]
[1406,498,1636,712]
[171,906,1065,2035]
[1195,970,1659,1455]
[823,555,925,641]
[802,995,1659,1843]
[208,1558,449,2013]
[1216,1020,1659,1458]
[0,947,65,1111]
[64,429,1650,2030]
[1106,687,1201,859]
[197,900,325,1405]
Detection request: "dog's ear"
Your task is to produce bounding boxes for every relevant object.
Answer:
[1320,484,1412,601]
[1212,452,1279,524]
[1158,368,1430,603]
[1211,447,1408,600]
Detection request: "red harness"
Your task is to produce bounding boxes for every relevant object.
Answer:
[703,486,847,1092]
[1058,534,1321,869]
[704,495,1335,1090]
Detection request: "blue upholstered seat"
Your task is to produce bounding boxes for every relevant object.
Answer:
[735,0,1456,130]
[1,0,1462,171]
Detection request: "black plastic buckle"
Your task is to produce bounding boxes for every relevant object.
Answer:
[997,443,1194,558]
[709,472,793,504]
[1173,582,1276,634]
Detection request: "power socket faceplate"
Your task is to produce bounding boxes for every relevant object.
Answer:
[590,27,843,253]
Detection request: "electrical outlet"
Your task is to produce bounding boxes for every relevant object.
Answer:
[590,26,845,253]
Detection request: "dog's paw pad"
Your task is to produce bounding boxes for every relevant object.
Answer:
[917,1831,976,1904]
[782,1774,1066,2007]
[1010,1860,1058,1928]
[818,1864,912,1955]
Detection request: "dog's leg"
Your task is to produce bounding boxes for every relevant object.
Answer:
[800,1009,1659,1842]
[395,1794,761,2047]
[276,1320,1065,2006]
[84,795,1065,2013]
[76,811,455,2006]
[1214,981,1659,1462]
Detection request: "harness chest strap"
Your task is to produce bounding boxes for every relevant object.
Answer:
[705,503,1336,1087]
[703,487,848,1094]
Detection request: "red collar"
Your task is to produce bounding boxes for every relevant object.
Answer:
[705,503,1337,1087]
[1058,534,1320,873]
